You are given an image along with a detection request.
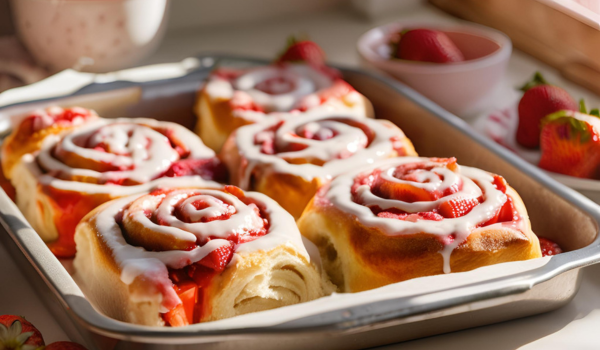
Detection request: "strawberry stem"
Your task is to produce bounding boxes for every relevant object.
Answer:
[579,99,588,114]
[519,71,549,92]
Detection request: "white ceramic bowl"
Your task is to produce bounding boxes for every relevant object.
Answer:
[11,0,170,73]
[358,21,512,116]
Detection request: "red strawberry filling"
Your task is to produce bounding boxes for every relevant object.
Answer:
[352,159,517,227]
[20,107,94,135]
[150,187,269,326]
[538,237,563,257]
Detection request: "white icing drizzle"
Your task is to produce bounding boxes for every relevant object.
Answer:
[204,64,361,122]
[325,157,522,273]
[125,189,265,244]
[34,117,215,188]
[234,108,408,188]
[92,179,309,312]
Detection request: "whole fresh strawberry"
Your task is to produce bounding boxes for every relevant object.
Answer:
[276,36,326,67]
[44,341,87,350]
[538,105,600,178]
[392,29,464,63]
[516,72,577,148]
[0,315,44,350]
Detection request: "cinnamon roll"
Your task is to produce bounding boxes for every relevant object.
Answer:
[220,109,417,219]
[3,110,226,257]
[298,157,541,292]
[73,182,328,326]
[194,63,373,152]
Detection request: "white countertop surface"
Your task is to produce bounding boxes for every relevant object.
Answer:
[2,3,600,349]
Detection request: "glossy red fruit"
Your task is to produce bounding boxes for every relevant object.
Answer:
[538,111,600,179]
[198,243,234,272]
[44,341,88,350]
[516,73,577,148]
[538,237,563,257]
[276,37,326,67]
[0,315,45,349]
[438,197,479,218]
[395,29,464,63]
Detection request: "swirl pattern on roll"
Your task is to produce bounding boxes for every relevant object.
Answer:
[325,157,524,273]
[205,64,361,121]
[92,184,308,324]
[234,109,414,188]
[36,118,223,190]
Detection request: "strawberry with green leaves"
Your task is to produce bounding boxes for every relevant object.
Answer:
[538,101,600,179]
[276,36,325,67]
[275,36,340,78]
[0,315,44,350]
[516,72,578,148]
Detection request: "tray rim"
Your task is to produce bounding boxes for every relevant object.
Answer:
[1,54,600,341]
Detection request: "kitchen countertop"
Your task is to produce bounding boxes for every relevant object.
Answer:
[2,4,600,349]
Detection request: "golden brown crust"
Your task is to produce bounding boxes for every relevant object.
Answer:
[298,186,541,292]
[194,90,256,152]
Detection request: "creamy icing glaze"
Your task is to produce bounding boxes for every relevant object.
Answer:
[204,64,360,122]
[325,157,526,273]
[34,117,215,189]
[92,179,309,312]
[235,109,408,188]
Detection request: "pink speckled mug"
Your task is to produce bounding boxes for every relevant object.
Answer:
[11,0,170,73]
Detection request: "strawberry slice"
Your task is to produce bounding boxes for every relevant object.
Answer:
[188,264,217,288]
[198,243,234,272]
[373,179,436,203]
[438,197,479,218]
[162,280,198,327]
[0,315,45,349]
[493,175,508,193]
[163,303,189,327]
[539,111,600,179]
[393,29,464,63]
[538,237,563,257]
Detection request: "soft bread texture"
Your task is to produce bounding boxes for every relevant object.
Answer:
[73,194,330,326]
[193,81,375,153]
[298,186,541,293]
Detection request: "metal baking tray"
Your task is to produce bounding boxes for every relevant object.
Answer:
[1,55,599,350]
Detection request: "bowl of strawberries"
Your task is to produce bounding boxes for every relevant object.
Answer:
[357,20,512,116]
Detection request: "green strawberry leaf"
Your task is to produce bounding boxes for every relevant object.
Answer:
[519,71,549,92]
[591,109,600,118]
[543,110,592,144]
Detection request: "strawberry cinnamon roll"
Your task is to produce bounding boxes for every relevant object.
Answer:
[73,182,328,326]
[220,109,417,219]
[194,63,373,152]
[1,106,98,179]
[4,113,226,257]
[298,157,541,292]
